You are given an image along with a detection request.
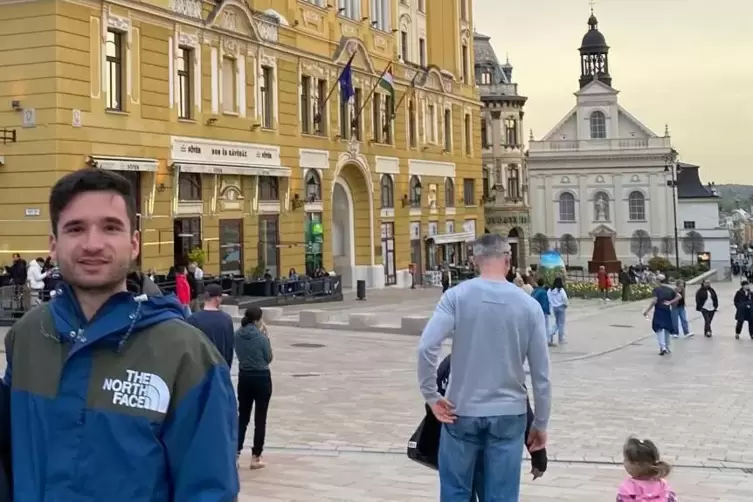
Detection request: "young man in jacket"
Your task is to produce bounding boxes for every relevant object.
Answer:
[3,168,239,502]
[732,280,753,340]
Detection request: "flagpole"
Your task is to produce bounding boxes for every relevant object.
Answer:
[315,52,356,125]
[352,61,392,124]
[391,72,418,120]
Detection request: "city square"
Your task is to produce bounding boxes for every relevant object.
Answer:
[218,282,753,501]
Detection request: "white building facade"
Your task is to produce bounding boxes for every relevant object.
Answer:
[527,13,681,270]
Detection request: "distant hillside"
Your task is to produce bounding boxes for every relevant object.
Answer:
[715,184,753,213]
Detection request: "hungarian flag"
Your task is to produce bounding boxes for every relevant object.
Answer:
[379,68,395,116]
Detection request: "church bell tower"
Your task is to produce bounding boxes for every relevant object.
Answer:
[579,12,612,88]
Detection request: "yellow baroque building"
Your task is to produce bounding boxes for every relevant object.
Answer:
[0,0,482,289]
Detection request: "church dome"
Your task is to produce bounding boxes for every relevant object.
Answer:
[580,13,608,51]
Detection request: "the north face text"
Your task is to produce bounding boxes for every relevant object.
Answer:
[102,370,171,414]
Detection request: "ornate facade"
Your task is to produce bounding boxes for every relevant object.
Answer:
[474,33,530,268]
[0,0,482,288]
[527,13,678,269]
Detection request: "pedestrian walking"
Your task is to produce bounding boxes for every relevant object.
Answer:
[547,277,569,346]
[174,265,192,316]
[3,168,239,501]
[521,275,534,295]
[695,279,719,337]
[531,278,552,337]
[619,266,632,301]
[597,265,612,302]
[187,284,235,368]
[235,306,274,470]
[25,257,47,307]
[417,233,551,502]
[617,437,677,502]
[671,280,693,338]
[732,280,753,340]
[642,274,681,355]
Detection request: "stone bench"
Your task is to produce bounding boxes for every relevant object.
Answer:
[220,304,240,317]
[298,309,331,328]
[400,316,430,336]
[262,307,284,322]
[347,313,380,330]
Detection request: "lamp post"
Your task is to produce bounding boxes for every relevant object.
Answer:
[664,149,681,269]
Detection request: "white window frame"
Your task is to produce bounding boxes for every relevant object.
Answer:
[102,12,131,112]
[337,0,360,21]
[370,0,391,31]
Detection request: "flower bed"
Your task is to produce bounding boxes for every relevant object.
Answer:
[565,281,654,301]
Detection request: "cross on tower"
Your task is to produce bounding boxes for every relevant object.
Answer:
[589,0,596,12]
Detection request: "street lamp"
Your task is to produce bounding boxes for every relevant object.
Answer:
[664,149,681,269]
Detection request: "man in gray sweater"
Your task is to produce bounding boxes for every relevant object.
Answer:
[417,233,551,502]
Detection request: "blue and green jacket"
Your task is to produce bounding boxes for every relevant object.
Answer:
[3,283,239,501]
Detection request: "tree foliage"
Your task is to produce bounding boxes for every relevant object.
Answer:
[682,230,705,256]
[530,233,549,255]
[630,230,652,260]
[559,234,578,255]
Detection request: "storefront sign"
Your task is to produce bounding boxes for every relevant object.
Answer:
[95,156,158,172]
[170,136,281,168]
[485,214,529,226]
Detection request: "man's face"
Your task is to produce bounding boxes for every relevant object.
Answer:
[12,254,19,263]
[50,191,139,293]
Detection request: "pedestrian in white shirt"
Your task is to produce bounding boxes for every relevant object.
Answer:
[547,277,569,346]
[26,257,47,307]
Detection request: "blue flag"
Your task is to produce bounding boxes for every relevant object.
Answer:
[339,59,354,102]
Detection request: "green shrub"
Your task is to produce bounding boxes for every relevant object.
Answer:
[537,267,565,287]
[648,256,672,272]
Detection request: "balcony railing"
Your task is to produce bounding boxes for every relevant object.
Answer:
[479,83,519,97]
[529,136,671,153]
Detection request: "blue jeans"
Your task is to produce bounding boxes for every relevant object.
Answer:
[551,307,566,343]
[655,329,671,351]
[672,306,689,335]
[438,414,526,502]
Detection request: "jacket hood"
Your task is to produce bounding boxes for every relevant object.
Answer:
[236,324,262,341]
[49,282,186,353]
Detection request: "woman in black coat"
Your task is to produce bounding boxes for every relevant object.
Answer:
[695,280,719,337]
[732,281,753,340]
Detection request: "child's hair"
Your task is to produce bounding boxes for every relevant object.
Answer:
[623,437,671,479]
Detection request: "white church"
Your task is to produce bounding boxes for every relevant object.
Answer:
[527,13,729,272]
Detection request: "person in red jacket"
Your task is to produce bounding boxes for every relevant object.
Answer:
[597,265,612,302]
[174,265,192,316]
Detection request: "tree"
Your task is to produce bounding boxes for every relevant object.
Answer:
[682,230,705,259]
[530,233,549,256]
[559,234,578,266]
[660,236,675,257]
[630,230,652,264]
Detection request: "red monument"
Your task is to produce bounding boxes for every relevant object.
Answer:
[588,225,621,274]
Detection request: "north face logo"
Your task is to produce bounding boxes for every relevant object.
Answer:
[102,369,170,414]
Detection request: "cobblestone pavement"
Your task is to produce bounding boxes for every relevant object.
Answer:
[5,280,753,499]
[233,280,753,499]
[237,453,753,502]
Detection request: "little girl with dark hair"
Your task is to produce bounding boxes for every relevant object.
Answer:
[618,437,677,501]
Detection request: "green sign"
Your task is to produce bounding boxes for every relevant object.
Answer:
[485,214,529,226]
[306,218,323,255]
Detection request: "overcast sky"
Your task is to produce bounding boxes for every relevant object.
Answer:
[473,0,753,184]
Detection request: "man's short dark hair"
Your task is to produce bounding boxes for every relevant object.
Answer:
[537,277,545,287]
[49,168,137,236]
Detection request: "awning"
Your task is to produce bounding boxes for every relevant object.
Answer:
[0,156,4,166]
[173,162,291,177]
[425,231,476,245]
[93,156,158,172]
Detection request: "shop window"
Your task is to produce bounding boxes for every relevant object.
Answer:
[259,176,279,201]
[219,219,243,275]
[178,173,201,201]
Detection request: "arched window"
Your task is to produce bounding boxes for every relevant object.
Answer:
[590,111,606,139]
[504,116,518,146]
[304,169,321,202]
[628,191,646,221]
[410,175,422,208]
[507,164,520,199]
[558,192,576,222]
[593,190,610,221]
[259,176,278,201]
[445,178,455,208]
[380,174,394,209]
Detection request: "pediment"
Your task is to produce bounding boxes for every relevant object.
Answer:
[589,224,617,237]
[575,79,618,96]
[616,106,658,138]
[417,66,449,94]
[333,38,376,75]
[206,0,259,41]
[542,107,577,141]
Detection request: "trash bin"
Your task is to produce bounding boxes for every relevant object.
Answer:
[356,279,366,300]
